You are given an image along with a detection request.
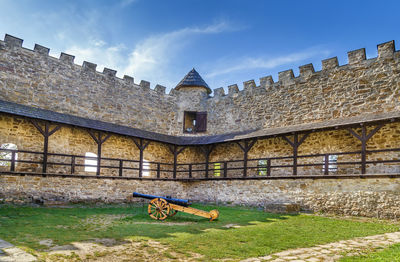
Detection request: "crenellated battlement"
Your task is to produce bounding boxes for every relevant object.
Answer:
[202,39,400,136]
[1,33,399,136]
[1,34,171,96]
[206,39,398,103]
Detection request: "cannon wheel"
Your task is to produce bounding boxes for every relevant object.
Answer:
[168,209,178,217]
[148,198,170,220]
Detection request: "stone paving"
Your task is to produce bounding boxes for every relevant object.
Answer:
[0,239,36,262]
[241,231,400,262]
[1,232,400,261]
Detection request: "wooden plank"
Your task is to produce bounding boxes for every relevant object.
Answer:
[324,154,329,175]
[87,129,100,144]
[195,112,207,132]
[169,203,211,219]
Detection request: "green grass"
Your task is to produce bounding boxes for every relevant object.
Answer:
[0,204,399,260]
[340,243,400,261]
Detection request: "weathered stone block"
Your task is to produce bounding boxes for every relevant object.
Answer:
[34,44,50,55]
[299,63,315,77]
[322,57,339,70]
[348,48,366,64]
[378,40,395,59]
[4,34,23,48]
[59,53,75,63]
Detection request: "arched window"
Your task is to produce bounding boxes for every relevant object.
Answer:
[142,159,150,177]
[0,143,18,167]
[84,152,97,172]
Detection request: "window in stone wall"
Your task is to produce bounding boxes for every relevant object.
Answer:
[213,162,221,176]
[258,159,268,175]
[183,111,207,133]
[142,159,150,177]
[84,152,98,172]
[0,143,18,167]
[322,154,338,172]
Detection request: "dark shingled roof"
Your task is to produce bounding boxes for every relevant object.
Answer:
[1,99,400,146]
[175,68,211,94]
[0,100,181,145]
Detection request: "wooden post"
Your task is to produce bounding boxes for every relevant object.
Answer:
[324,154,329,175]
[10,151,16,172]
[70,156,75,174]
[188,164,192,178]
[282,133,310,176]
[236,139,257,177]
[347,124,383,174]
[87,130,111,176]
[223,161,227,177]
[267,159,271,176]
[200,145,215,178]
[30,120,61,173]
[168,145,186,179]
[132,138,150,177]
[119,160,123,177]
[156,163,160,178]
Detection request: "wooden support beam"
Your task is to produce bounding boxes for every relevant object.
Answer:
[282,132,310,176]
[87,130,111,176]
[347,124,384,174]
[132,138,151,178]
[236,138,257,177]
[30,120,61,173]
[200,145,215,178]
[168,145,186,179]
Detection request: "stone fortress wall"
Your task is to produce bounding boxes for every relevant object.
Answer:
[1,34,399,136]
[1,34,400,218]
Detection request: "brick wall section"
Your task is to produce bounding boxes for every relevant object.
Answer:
[1,175,400,219]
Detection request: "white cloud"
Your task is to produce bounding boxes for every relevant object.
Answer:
[122,24,232,85]
[206,48,332,78]
[62,21,237,87]
[65,42,127,72]
[120,0,137,7]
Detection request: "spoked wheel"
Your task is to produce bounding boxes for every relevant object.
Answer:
[168,209,178,217]
[148,198,170,220]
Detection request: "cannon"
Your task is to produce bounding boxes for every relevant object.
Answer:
[132,192,219,221]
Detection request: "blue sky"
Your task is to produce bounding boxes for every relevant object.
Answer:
[0,0,399,92]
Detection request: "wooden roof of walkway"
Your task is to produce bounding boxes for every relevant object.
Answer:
[1,99,399,146]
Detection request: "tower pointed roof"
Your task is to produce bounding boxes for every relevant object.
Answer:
[175,68,211,94]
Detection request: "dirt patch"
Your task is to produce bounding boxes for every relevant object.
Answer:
[81,214,134,230]
[39,239,53,247]
[37,239,202,262]
[131,221,194,226]
[222,224,241,229]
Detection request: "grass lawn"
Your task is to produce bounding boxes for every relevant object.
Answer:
[0,203,399,261]
[340,243,400,261]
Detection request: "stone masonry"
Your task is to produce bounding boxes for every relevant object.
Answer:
[1,34,400,219]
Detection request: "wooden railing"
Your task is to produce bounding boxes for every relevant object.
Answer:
[1,147,400,180]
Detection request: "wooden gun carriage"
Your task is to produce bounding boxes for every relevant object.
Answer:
[132,192,219,221]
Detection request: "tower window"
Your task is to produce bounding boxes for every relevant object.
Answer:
[183,111,207,133]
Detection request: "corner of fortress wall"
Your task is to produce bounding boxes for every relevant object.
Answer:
[206,40,397,102]
[0,34,172,97]
[203,40,399,135]
[0,34,184,135]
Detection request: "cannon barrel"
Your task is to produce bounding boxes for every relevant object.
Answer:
[132,192,191,207]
